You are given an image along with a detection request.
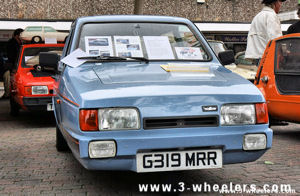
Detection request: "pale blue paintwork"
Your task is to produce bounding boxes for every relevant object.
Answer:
[53,15,272,171]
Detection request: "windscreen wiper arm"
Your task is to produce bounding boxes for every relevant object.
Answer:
[78,55,149,63]
[126,57,149,63]
[77,55,126,61]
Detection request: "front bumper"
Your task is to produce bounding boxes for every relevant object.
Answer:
[61,125,272,172]
[23,97,53,111]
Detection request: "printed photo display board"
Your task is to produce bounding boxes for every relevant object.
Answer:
[85,36,204,60]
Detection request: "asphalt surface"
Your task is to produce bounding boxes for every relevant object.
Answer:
[0,90,299,195]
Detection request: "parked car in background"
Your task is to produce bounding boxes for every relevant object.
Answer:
[42,15,271,172]
[235,51,257,71]
[207,40,227,56]
[20,26,68,43]
[208,40,257,82]
[9,44,64,116]
[255,33,300,123]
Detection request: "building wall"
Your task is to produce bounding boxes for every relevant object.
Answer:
[0,0,298,22]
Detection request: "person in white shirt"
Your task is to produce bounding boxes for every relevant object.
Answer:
[245,0,286,66]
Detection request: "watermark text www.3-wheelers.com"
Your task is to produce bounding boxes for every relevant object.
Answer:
[138,182,296,194]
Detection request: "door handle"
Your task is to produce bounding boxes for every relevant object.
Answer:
[261,76,269,83]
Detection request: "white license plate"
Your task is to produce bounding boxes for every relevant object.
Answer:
[136,149,222,173]
[47,103,54,111]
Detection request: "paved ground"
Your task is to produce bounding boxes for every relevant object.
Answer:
[0,91,299,195]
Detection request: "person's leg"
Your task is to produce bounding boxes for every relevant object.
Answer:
[2,70,10,97]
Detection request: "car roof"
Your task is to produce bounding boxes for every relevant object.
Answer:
[74,15,193,26]
[25,26,54,29]
[25,26,43,28]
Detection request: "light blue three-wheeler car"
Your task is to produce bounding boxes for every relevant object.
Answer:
[39,15,272,172]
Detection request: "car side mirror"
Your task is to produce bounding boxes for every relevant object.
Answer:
[37,52,60,73]
[218,50,235,66]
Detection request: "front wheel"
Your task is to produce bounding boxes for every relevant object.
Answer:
[9,96,19,116]
[56,125,69,152]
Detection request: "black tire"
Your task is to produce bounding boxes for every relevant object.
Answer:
[31,36,42,43]
[56,125,69,152]
[9,96,19,116]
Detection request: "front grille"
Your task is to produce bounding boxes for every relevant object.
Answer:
[143,116,218,129]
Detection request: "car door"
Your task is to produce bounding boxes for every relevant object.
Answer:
[268,37,300,121]
[274,37,300,94]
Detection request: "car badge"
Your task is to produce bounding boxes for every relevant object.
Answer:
[202,105,218,112]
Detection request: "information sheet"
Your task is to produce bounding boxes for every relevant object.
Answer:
[45,37,57,44]
[143,36,174,59]
[60,48,88,68]
[85,36,113,56]
[114,36,143,57]
[175,47,203,60]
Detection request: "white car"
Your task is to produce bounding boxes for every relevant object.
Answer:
[208,40,257,82]
[20,26,69,43]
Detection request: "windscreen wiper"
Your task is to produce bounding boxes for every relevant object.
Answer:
[77,55,126,61]
[78,55,149,63]
[126,56,149,63]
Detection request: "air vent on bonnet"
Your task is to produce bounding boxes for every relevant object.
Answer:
[143,116,218,129]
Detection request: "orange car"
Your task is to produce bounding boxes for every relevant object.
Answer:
[10,43,64,116]
[255,33,300,123]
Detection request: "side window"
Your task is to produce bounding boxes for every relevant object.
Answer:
[26,27,42,32]
[44,27,56,32]
[275,39,300,72]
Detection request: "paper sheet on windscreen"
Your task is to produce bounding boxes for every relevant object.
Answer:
[114,36,143,57]
[175,47,203,60]
[60,48,88,68]
[85,36,114,56]
[143,36,175,59]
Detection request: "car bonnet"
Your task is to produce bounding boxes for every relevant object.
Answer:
[92,61,231,85]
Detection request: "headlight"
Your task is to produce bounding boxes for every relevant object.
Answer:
[98,108,140,130]
[221,104,255,125]
[32,86,48,95]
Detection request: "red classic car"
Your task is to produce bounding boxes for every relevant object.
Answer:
[9,43,64,116]
[255,33,300,123]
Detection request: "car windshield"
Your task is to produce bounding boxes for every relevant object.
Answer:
[77,23,210,61]
[22,47,64,68]
[236,53,255,66]
[275,38,300,72]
